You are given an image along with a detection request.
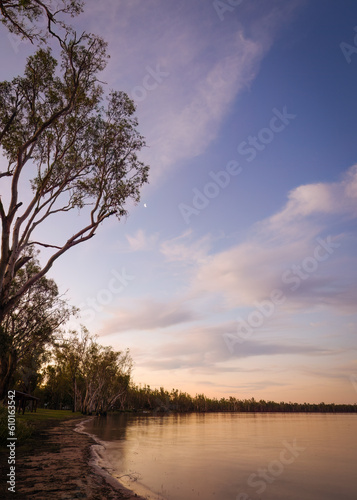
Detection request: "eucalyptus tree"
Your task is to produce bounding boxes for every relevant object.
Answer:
[43,330,133,414]
[81,343,132,414]
[0,10,149,396]
[50,327,88,412]
[0,33,149,319]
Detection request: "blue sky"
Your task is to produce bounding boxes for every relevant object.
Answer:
[1,0,357,403]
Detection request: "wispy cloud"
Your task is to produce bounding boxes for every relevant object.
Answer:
[160,230,211,264]
[126,229,159,252]
[136,324,334,372]
[101,298,200,333]
[145,33,265,176]
[81,0,303,183]
[265,164,357,236]
[101,166,357,343]
[188,166,357,313]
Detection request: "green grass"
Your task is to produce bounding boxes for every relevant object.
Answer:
[0,407,85,449]
[16,408,83,423]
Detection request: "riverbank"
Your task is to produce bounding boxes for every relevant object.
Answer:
[0,414,146,499]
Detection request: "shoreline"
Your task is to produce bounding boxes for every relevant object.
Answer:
[75,418,151,500]
[76,419,167,500]
[2,416,147,499]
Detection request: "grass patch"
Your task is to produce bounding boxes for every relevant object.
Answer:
[0,407,85,449]
[16,408,83,423]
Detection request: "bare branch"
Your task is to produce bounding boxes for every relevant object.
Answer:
[27,241,62,250]
[0,0,83,43]
[0,171,12,179]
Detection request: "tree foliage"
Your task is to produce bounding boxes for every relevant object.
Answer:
[41,329,133,414]
[0,32,149,322]
[38,374,357,414]
[122,387,357,414]
[0,0,148,402]
[0,0,83,43]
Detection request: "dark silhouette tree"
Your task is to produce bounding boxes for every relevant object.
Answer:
[0,255,74,397]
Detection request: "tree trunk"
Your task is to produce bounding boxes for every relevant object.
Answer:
[0,348,17,400]
[72,376,77,412]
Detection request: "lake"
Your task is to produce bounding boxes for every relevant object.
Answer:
[83,412,357,500]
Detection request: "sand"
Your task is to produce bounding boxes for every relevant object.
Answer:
[1,417,146,499]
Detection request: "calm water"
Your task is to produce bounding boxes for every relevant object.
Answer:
[84,413,357,500]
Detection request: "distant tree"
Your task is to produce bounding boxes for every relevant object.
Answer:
[131,386,355,413]
[80,339,132,414]
[42,330,133,414]
[39,328,86,411]
[12,346,49,394]
[54,328,87,412]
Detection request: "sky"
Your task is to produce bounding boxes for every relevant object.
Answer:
[1,0,357,404]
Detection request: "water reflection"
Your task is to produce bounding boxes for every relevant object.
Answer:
[85,413,357,500]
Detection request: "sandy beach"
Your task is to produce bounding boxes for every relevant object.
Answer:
[1,417,146,500]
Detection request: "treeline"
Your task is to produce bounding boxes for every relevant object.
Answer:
[9,329,357,415]
[35,381,357,414]
[0,2,355,419]
[123,386,357,413]
[27,341,356,414]
[14,328,132,415]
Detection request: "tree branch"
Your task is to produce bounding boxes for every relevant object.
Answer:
[27,241,62,250]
